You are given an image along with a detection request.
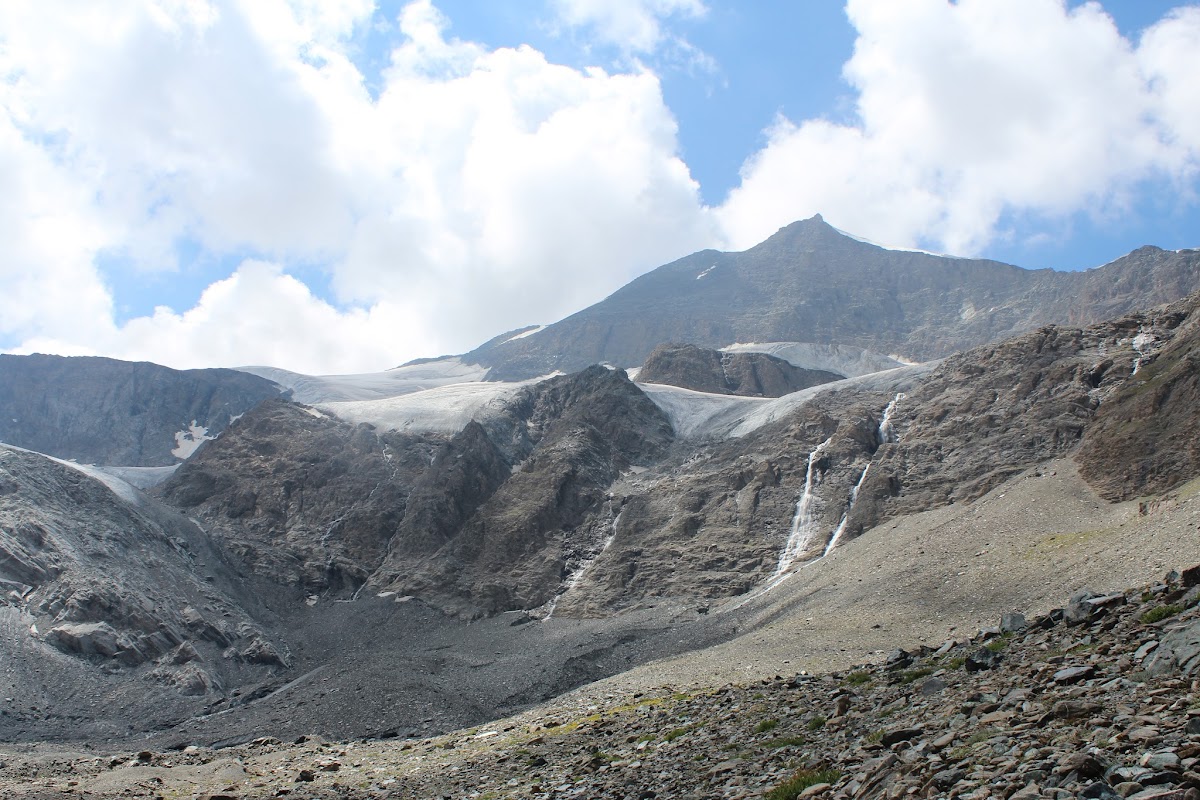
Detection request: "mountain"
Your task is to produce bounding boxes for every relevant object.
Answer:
[467,215,1200,379]
[2,220,1200,755]
[0,354,282,466]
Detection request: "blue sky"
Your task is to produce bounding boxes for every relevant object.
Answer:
[1,0,1198,373]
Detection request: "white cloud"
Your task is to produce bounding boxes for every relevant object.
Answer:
[14,260,436,375]
[0,0,715,373]
[548,0,707,55]
[3,0,1199,377]
[717,0,1200,255]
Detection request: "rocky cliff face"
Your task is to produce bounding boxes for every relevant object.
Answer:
[468,216,1200,380]
[1075,293,1200,500]
[636,343,844,397]
[550,292,1200,615]
[155,367,674,617]
[0,354,281,466]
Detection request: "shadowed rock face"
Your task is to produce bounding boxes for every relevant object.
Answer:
[155,367,674,617]
[1075,293,1200,500]
[157,399,443,595]
[636,343,844,397]
[0,354,282,466]
[468,216,1200,380]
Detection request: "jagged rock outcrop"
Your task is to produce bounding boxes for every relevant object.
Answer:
[371,365,675,615]
[157,398,444,594]
[0,354,281,466]
[157,368,673,617]
[469,215,1200,380]
[636,342,843,396]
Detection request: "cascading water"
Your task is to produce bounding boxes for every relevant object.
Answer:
[877,393,906,444]
[770,436,833,581]
[1131,331,1154,375]
[823,464,869,557]
[544,506,623,620]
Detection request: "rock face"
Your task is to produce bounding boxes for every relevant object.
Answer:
[157,367,674,616]
[469,215,1200,380]
[0,443,285,727]
[636,342,844,396]
[0,354,281,466]
[1075,293,1200,500]
[157,398,443,595]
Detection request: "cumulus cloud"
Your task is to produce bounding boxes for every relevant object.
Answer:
[14,261,433,375]
[717,0,1200,254]
[2,0,1199,375]
[0,0,715,373]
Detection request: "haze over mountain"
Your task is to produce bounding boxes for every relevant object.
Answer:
[0,218,1198,767]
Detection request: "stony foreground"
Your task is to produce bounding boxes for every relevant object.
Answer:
[6,569,1200,799]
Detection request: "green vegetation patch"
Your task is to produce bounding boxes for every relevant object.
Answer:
[1141,604,1183,625]
[755,719,780,734]
[844,671,872,686]
[763,735,807,749]
[806,715,827,731]
[765,768,842,800]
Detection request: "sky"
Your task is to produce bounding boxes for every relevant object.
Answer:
[1,0,1198,375]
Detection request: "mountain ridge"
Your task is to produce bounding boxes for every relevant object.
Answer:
[467,215,1200,380]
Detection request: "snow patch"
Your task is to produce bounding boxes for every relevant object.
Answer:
[171,421,213,460]
[239,357,490,405]
[638,364,933,442]
[695,264,717,280]
[319,375,553,434]
[831,225,968,259]
[504,325,545,343]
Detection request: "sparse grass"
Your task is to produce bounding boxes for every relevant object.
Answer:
[948,728,998,760]
[899,667,935,684]
[865,729,885,744]
[764,768,842,800]
[844,671,872,686]
[985,632,1013,653]
[806,715,826,731]
[1141,604,1183,625]
[664,723,703,743]
[763,735,806,749]
[945,655,967,670]
[755,719,780,734]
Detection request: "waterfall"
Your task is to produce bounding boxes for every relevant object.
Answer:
[823,464,869,557]
[544,507,623,620]
[877,393,906,444]
[1131,331,1154,376]
[770,436,833,580]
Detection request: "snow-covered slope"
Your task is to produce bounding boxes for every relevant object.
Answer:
[239,358,489,404]
[638,363,934,440]
[317,377,546,434]
[719,342,903,378]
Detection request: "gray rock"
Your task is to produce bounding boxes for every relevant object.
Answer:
[1053,665,1096,683]
[965,648,1002,672]
[1001,611,1028,632]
